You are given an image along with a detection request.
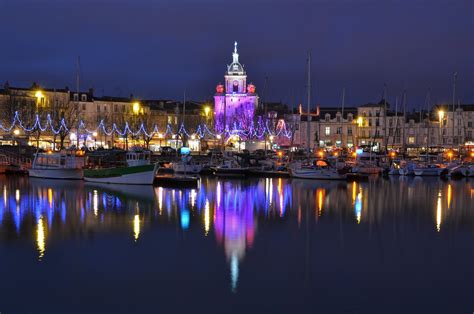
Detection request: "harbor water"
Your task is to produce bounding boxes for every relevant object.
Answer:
[0,175,473,313]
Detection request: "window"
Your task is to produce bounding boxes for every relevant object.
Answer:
[325,127,330,136]
[389,128,393,136]
[81,94,87,102]
[348,127,352,135]
[82,103,86,110]
[114,104,118,112]
[467,131,472,139]
[468,121,472,128]
[97,104,100,112]
[73,93,79,101]
[375,119,379,127]
[336,116,341,122]
[348,114,353,122]
[408,137,415,144]
[336,127,342,134]
[325,114,330,122]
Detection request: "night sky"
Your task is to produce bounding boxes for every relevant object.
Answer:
[0,0,472,109]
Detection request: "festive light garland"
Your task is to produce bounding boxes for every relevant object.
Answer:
[0,111,293,141]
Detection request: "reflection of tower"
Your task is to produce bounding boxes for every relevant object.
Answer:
[213,181,256,293]
[214,42,259,133]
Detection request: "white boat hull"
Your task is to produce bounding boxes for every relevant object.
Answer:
[29,168,84,180]
[84,170,156,185]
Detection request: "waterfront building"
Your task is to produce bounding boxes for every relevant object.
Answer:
[214,42,259,133]
[316,107,358,148]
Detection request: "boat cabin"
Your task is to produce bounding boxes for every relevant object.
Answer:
[33,150,85,169]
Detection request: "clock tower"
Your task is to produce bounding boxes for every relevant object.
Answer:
[214,42,258,134]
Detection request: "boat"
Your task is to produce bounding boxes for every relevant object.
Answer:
[172,156,203,175]
[289,160,348,180]
[413,163,447,176]
[29,149,85,180]
[212,160,249,177]
[449,163,474,177]
[352,151,386,175]
[84,149,157,185]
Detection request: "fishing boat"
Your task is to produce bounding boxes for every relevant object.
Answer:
[289,160,348,180]
[84,149,157,185]
[29,149,85,180]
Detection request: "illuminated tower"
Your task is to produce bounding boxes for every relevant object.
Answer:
[214,42,258,134]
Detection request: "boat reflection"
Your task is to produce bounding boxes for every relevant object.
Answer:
[0,176,473,291]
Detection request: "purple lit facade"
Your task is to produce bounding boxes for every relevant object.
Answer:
[214,42,259,133]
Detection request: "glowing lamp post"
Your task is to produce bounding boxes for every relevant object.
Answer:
[438,110,445,149]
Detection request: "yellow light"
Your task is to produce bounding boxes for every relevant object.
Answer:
[216,134,222,140]
[37,215,46,261]
[13,129,20,135]
[132,102,140,115]
[318,151,324,157]
[438,110,445,120]
[357,117,363,126]
[334,152,338,157]
[471,152,474,158]
[157,133,163,139]
[204,106,211,116]
[352,152,357,158]
[191,134,196,140]
[269,135,274,142]
[277,151,283,157]
[133,214,140,241]
[92,132,98,137]
[35,91,43,99]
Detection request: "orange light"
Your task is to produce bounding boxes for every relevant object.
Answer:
[390,152,396,158]
[470,151,474,158]
[333,152,338,157]
[277,151,283,157]
[352,152,357,158]
[318,151,324,157]
[47,150,52,154]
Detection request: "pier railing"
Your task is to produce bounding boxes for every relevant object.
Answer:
[0,147,32,170]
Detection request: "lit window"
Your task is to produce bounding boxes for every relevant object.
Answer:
[325,127,330,136]
[408,137,415,144]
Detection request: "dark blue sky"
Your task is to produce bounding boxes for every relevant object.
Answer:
[0,0,472,108]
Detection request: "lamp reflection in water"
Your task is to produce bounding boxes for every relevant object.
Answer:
[133,214,140,241]
[447,184,452,209]
[36,215,46,260]
[316,188,325,217]
[354,183,363,224]
[436,191,442,232]
[204,199,210,236]
[93,190,99,216]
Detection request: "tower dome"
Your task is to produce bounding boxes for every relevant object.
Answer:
[227,41,245,75]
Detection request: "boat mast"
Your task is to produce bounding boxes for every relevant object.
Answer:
[340,87,345,148]
[383,84,388,153]
[425,89,431,152]
[306,52,311,156]
[451,72,457,150]
[402,90,407,156]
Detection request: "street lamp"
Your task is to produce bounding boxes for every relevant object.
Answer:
[438,110,445,149]
[204,106,211,116]
[13,129,20,136]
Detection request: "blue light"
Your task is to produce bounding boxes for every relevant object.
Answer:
[356,148,363,155]
[181,209,190,230]
[180,147,191,155]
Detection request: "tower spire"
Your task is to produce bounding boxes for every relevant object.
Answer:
[232,41,239,63]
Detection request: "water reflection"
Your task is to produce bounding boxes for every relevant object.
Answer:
[0,176,473,292]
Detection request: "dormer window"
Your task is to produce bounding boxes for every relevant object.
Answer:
[325,114,330,122]
[348,114,353,122]
[81,94,87,102]
[73,93,79,101]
